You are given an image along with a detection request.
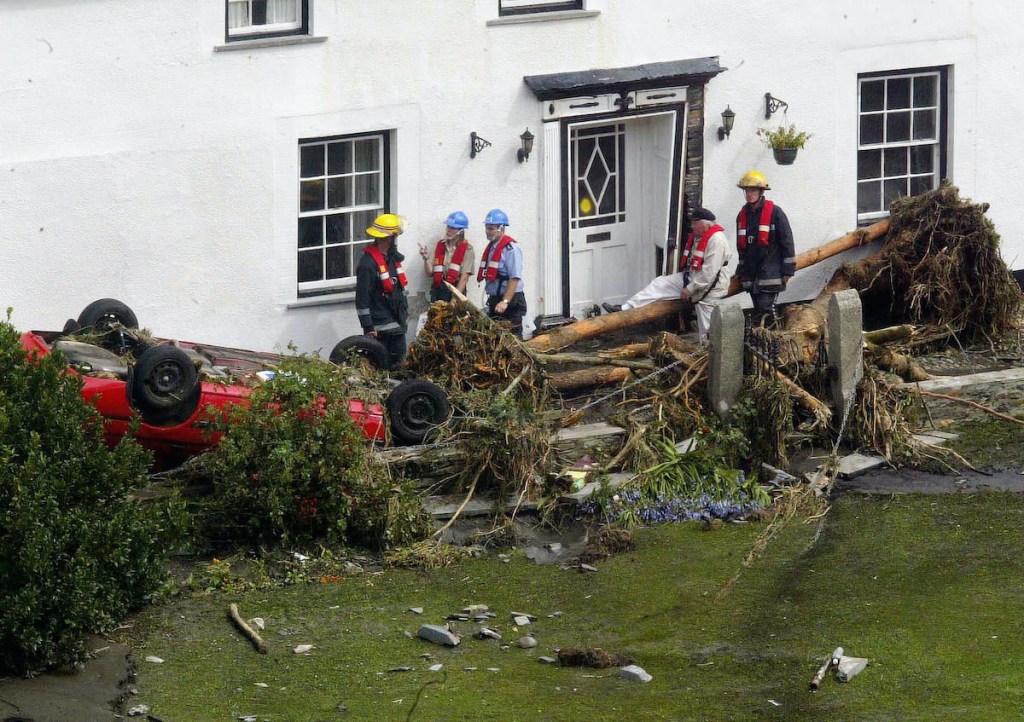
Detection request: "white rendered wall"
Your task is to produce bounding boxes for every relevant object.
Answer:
[1,0,1020,354]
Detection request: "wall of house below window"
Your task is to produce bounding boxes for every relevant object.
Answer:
[0,0,1020,354]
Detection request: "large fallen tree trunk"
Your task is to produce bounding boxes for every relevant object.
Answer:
[549,365,634,393]
[528,219,891,352]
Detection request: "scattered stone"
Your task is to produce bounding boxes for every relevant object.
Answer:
[544,542,563,552]
[546,611,564,618]
[388,666,413,673]
[250,617,265,630]
[487,667,500,672]
[293,644,315,654]
[446,613,470,622]
[417,624,460,647]
[239,716,257,722]
[475,626,502,641]
[337,704,349,713]
[463,604,489,614]
[254,682,269,688]
[513,615,531,627]
[580,564,598,573]
[428,663,444,672]
[500,644,510,651]
[538,656,558,665]
[277,627,300,637]
[619,665,652,682]
[419,653,433,659]
[408,607,424,615]
[498,554,511,563]
[510,611,538,622]
[127,705,149,717]
[291,552,309,562]
[517,635,538,649]
[463,667,477,672]
[144,655,164,664]
[403,630,414,639]
[343,560,362,573]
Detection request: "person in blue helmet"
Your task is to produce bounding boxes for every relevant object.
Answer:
[418,211,476,303]
[477,208,527,337]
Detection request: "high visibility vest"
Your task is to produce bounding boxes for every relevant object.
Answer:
[736,201,775,250]
[680,224,724,272]
[432,239,470,287]
[477,236,515,282]
[364,245,407,294]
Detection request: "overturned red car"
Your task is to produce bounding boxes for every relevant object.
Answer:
[19,299,448,466]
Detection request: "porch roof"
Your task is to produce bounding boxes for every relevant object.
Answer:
[523,56,726,101]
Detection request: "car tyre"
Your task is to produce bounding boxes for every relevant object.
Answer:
[77,298,139,333]
[131,344,200,414]
[385,379,450,445]
[329,335,389,370]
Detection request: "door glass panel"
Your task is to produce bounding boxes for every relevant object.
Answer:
[570,123,625,229]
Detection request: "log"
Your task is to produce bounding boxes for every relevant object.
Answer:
[549,366,634,393]
[864,340,932,382]
[529,218,892,352]
[862,324,916,345]
[598,343,651,359]
[534,352,656,371]
[229,603,267,654]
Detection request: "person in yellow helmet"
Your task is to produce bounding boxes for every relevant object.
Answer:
[735,170,795,327]
[355,213,410,369]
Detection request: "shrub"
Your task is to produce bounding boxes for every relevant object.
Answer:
[0,315,186,674]
[201,355,429,549]
[758,123,812,150]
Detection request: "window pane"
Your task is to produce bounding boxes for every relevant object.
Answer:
[886,111,911,142]
[883,177,907,206]
[913,110,936,140]
[227,1,249,28]
[300,179,324,212]
[913,75,936,107]
[861,80,885,112]
[297,216,322,248]
[910,145,934,174]
[352,210,378,240]
[860,114,884,145]
[354,140,379,172]
[251,0,268,25]
[576,137,593,176]
[884,147,907,177]
[910,175,934,196]
[353,240,372,260]
[327,177,352,209]
[887,77,911,109]
[327,141,351,174]
[267,0,298,23]
[858,180,881,215]
[354,174,380,206]
[325,214,351,245]
[326,245,350,280]
[300,145,323,178]
[297,248,322,283]
[858,149,881,179]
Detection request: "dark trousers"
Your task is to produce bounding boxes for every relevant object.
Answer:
[379,332,407,371]
[750,291,779,328]
[486,292,527,338]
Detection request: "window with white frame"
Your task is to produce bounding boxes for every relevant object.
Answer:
[227,0,308,41]
[297,133,390,296]
[857,67,947,224]
[499,0,584,15]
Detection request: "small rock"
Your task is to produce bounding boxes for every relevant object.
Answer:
[428,663,444,672]
[417,624,460,647]
[388,666,413,673]
[292,552,309,562]
[538,656,558,665]
[546,611,564,618]
[343,560,362,573]
[419,653,433,659]
[475,626,502,641]
[277,627,299,637]
[517,635,538,649]
[618,664,652,682]
[580,564,598,573]
[510,611,538,622]
[463,667,477,672]
[446,613,470,622]
[144,655,164,664]
[463,604,489,614]
[544,542,562,552]
[127,705,149,717]
[403,630,414,639]
[239,716,257,722]
[250,617,265,630]
[487,667,500,672]
[498,554,511,563]
[409,607,424,615]
[293,644,315,654]
[254,682,269,688]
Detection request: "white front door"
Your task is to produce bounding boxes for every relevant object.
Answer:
[566,113,676,318]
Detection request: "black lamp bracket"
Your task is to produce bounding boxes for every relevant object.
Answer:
[764,92,789,120]
[470,131,492,159]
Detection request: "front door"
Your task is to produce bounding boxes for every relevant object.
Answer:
[565,113,676,318]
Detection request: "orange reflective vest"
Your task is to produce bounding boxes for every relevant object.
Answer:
[680,224,725,272]
[477,236,515,282]
[736,200,775,250]
[432,239,470,287]
[364,245,407,294]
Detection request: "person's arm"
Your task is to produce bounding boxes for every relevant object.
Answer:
[457,244,475,294]
[355,259,376,336]
[419,243,433,277]
[686,232,727,298]
[495,244,522,313]
[776,207,796,283]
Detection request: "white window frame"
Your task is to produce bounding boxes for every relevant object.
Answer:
[499,0,584,16]
[857,67,947,225]
[296,133,390,296]
[227,0,307,41]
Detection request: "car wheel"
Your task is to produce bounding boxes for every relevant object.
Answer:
[131,345,199,412]
[77,298,139,333]
[385,379,450,445]
[329,335,389,370]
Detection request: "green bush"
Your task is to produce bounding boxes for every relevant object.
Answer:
[0,316,186,674]
[201,356,429,549]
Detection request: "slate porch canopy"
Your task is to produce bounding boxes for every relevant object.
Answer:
[523,56,726,101]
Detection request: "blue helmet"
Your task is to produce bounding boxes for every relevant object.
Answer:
[444,211,469,229]
[484,208,510,226]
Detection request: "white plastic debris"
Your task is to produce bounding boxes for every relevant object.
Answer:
[837,656,869,682]
[127,704,149,717]
[144,655,164,664]
[250,617,265,630]
[293,644,315,654]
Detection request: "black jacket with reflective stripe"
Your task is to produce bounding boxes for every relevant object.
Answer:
[355,248,409,334]
[735,201,796,293]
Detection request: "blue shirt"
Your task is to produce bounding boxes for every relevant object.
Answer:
[483,238,525,297]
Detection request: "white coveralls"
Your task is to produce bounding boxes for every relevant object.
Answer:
[620,228,733,342]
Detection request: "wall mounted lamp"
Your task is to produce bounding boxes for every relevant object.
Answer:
[717,106,736,140]
[764,92,789,119]
[517,127,535,163]
[470,131,492,159]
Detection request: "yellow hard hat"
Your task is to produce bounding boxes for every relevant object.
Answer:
[367,213,404,238]
[737,170,771,190]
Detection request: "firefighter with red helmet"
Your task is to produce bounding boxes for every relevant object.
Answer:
[735,170,795,326]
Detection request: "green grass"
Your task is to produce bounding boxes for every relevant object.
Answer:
[948,416,1024,470]
[133,493,1024,721]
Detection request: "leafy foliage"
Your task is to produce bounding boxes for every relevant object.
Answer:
[758,123,812,149]
[0,315,186,674]
[201,356,429,549]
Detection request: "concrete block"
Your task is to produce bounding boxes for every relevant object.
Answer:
[837,452,885,479]
[707,301,745,417]
[828,289,864,418]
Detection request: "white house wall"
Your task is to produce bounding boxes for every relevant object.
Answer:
[1,0,1020,353]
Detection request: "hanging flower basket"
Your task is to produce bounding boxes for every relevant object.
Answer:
[773,147,799,166]
[758,123,812,166]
